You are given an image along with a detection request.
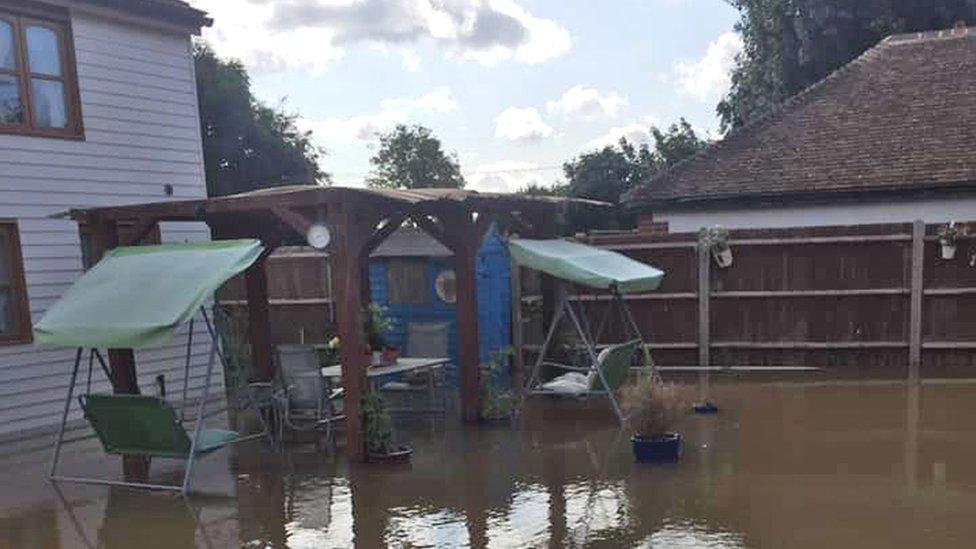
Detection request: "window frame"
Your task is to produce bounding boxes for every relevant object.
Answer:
[0,3,83,140]
[0,220,32,346]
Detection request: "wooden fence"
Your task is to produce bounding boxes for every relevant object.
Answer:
[219,246,334,345]
[515,220,976,379]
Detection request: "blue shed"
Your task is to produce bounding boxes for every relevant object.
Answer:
[369,226,511,386]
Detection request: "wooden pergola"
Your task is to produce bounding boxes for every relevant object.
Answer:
[65,186,606,462]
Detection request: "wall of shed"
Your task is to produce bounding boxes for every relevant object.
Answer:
[0,12,211,440]
[656,196,976,232]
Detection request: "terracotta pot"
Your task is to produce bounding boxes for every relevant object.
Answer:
[382,347,398,364]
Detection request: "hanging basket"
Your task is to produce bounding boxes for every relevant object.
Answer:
[713,247,734,268]
[941,243,957,260]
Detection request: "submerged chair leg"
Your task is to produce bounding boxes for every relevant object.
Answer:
[182,332,218,495]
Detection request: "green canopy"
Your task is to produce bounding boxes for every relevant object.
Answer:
[508,238,664,294]
[34,239,264,349]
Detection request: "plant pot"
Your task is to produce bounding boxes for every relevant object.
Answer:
[382,347,399,364]
[478,414,512,426]
[693,402,719,414]
[941,243,957,260]
[713,247,733,268]
[367,444,413,463]
[631,432,682,462]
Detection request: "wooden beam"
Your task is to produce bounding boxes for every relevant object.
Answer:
[331,204,371,462]
[271,205,312,236]
[697,234,710,368]
[909,219,925,382]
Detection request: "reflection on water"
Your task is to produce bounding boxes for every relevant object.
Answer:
[4,381,976,548]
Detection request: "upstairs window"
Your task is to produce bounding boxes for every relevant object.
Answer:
[0,5,82,138]
[0,222,31,345]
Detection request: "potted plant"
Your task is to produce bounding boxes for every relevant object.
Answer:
[700,227,733,268]
[365,303,394,365]
[938,222,966,260]
[363,392,412,463]
[621,376,686,462]
[478,351,516,424]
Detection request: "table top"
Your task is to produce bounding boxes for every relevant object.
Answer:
[320,357,450,378]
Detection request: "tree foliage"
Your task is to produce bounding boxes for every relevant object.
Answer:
[560,119,708,230]
[366,124,465,189]
[719,0,976,131]
[194,42,327,197]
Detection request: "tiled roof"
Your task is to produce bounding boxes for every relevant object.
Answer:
[78,0,211,28]
[626,26,976,209]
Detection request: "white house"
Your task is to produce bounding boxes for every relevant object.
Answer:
[0,0,213,440]
[625,25,976,232]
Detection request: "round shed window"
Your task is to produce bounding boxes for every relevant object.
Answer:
[435,269,457,303]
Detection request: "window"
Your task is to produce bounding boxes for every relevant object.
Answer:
[0,4,82,138]
[0,222,31,345]
[386,259,429,305]
[434,269,457,304]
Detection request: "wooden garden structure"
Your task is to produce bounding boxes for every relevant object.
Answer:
[63,186,604,462]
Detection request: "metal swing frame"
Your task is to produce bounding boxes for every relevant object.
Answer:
[523,281,654,422]
[48,306,269,495]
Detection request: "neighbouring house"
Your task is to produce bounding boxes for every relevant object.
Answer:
[625,25,976,232]
[0,0,211,440]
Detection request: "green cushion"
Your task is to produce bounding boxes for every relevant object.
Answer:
[588,340,640,392]
[81,394,238,458]
[193,429,240,454]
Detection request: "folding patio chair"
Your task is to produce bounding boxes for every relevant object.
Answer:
[274,344,344,441]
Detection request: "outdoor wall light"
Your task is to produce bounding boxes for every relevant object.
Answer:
[306,223,332,250]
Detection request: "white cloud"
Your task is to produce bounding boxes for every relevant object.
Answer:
[584,115,660,150]
[302,87,459,143]
[196,0,570,73]
[493,106,553,142]
[673,30,743,102]
[464,160,556,192]
[546,85,627,119]
[401,49,422,70]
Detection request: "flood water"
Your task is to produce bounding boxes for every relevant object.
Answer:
[2,380,976,548]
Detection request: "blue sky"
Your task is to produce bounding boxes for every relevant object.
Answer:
[192,0,741,190]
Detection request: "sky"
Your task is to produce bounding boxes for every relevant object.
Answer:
[190,0,742,191]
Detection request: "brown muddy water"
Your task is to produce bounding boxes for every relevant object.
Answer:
[2,380,976,548]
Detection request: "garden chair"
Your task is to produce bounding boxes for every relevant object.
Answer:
[274,344,344,441]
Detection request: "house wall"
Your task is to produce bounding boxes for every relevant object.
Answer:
[656,196,976,232]
[0,10,211,440]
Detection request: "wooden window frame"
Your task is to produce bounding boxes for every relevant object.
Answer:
[0,220,32,346]
[0,3,83,139]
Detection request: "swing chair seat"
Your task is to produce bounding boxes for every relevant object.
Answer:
[80,394,240,459]
[533,340,640,397]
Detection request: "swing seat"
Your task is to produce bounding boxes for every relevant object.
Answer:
[538,340,639,395]
[80,394,239,459]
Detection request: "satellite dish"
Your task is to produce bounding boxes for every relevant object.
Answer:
[306,223,332,250]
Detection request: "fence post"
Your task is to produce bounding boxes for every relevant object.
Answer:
[908,219,925,382]
[698,230,711,368]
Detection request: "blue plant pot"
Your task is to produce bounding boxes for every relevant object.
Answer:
[693,402,719,414]
[631,432,682,462]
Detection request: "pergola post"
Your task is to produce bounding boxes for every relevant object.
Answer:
[332,204,372,462]
[89,216,149,480]
[245,254,274,381]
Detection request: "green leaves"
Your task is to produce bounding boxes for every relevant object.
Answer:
[366,124,465,189]
[193,42,328,197]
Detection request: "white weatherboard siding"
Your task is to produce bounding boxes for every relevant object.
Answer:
[656,196,976,232]
[0,12,216,440]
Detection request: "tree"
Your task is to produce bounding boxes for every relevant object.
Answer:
[719,0,976,131]
[560,119,708,230]
[194,42,328,197]
[366,124,465,189]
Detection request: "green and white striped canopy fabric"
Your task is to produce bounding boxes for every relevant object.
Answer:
[34,239,263,349]
[508,238,664,294]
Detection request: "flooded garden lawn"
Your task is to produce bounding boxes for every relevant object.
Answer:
[2,380,976,548]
